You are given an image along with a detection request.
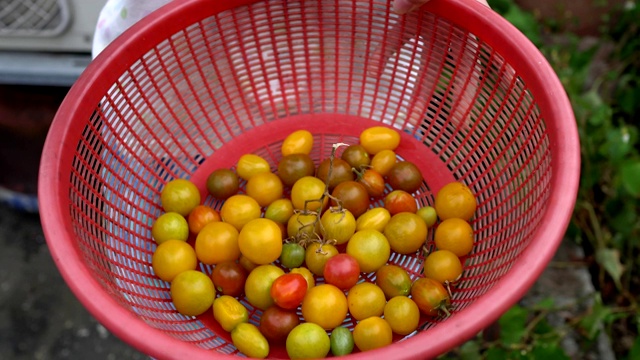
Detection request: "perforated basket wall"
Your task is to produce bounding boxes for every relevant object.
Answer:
[39,0,579,359]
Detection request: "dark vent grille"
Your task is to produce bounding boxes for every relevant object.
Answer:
[0,0,70,37]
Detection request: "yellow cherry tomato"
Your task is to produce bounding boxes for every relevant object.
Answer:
[359,126,400,155]
[238,218,283,265]
[281,129,314,156]
[220,194,261,231]
[353,316,393,352]
[301,284,348,330]
[236,154,271,181]
[151,239,198,282]
[231,323,269,359]
[170,270,215,317]
[356,207,391,232]
[213,295,249,332]
[244,264,285,310]
[246,171,284,207]
[160,179,201,216]
[370,149,397,176]
[195,221,240,265]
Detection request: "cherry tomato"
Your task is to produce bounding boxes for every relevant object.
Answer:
[340,144,371,170]
[246,171,283,207]
[319,208,356,245]
[213,295,249,332]
[387,161,424,194]
[375,264,412,299]
[287,212,319,240]
[359,126,400,155]
[290,267,315,290]
[170,270,215,317]
[370,149,397,176]
[434,218,474,256]
[301,284,348,330]
[195,221,240,265]
[323,254,360,290]
[286,323,331,359]
[231,323,269,359]
[315,157,354,190]
[270,273,308,310]
[346,229,390,273]
[331,180,370,218]
[239,254,258,273]
[411,277,451,317]
[160,179,201,216]
[280,242,306,269]
[220,194,262,231]
[236,154,271,181]
[291,176,328,212]
[187,205,221,235]
[281,129,314,156]
[384,212,428,254]
[358,168,386,198]
[305,242,339,276]
[434,181,477,221]
[238,218,282,265]
[277,153,316,187]
[423,249,463,284]
[152,239,198,282]
[259,305,301,344]
[352,316,393,352]
[384,190,418,215]
[347,282,386,321]
[417,205,438,228]
[330,326,354,356]
[211,260,247,297]
[356,207,391,232]
[151,211,189,244]
[206,169,239,200]
[383,296,420,335]
[244,264,285,310]
[264,198,294,224]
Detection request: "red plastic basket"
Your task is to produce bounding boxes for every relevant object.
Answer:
[38,0,580,359]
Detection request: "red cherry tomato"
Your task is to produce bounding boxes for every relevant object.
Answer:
[411,277,451,317]
[323,254,361,290]
[270,273,308,310]
[331,181,371,218]
[384,190,418,215]
[259,305,301,344]
[211,261,248,297]
[358,169,386,198]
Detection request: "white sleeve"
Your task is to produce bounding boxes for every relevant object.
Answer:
[92,0,173,59]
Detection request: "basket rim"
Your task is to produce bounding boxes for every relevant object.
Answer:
[38,0,580,359]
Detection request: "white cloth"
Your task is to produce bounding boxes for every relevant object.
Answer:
[92,0,173,58]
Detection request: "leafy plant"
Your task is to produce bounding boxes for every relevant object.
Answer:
[444,0,640,358]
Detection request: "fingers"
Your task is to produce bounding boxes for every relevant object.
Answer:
[393,0,431,15]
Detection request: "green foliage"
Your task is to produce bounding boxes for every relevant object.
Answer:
[443,0,640,358]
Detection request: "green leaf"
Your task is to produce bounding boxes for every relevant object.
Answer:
[530,342,570,360]
[595,248,625,290]
[498,305,528,345]
[605,126,635,161]
[485,347,511,360]
[579,293,612,340]
[457,340,481,360]
[620,160,640,197]
[629,336,640,360]
[534,297,556,311]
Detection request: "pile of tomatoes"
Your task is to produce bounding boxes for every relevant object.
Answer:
[150,126,477,358]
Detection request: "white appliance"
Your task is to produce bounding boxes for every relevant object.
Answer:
[0,0,107,86]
